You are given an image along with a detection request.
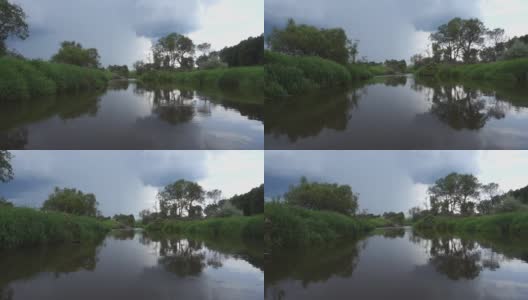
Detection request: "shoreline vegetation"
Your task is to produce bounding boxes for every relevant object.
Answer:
[0,206,111,250]
[0,57,111,101]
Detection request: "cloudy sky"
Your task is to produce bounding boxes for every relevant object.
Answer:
[0,151,263,216]
[265,0,528,61]
[8,0,263,66]
[265,151,528,214]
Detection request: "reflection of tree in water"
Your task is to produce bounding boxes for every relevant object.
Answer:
[134,85,197,125]
[109,229,135,240]
[107,80,130,91]
[266,240,365,289]
[413,79,509,130]
[382,228,405,239]
[0,128,28,149]
[383,76,407,87]
[265,87,365,141]
[158,239,206,277]
[0,239,104,300]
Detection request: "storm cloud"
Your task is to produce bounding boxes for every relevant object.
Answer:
[265,151,486,214]
[8,0,263,66]
[265,0,484,61]
[0,151,263,217]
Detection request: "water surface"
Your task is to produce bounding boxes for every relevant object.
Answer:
[265,228,528,300]
[0,81,263,149]
[265,76,528,149]
[0,230,263,300]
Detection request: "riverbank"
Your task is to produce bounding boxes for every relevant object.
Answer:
[415,58,528,83]
[138,66,263,98]
[145,215,263,241]
[265,51,373,98]
[0,57,111,101]
[0,207,112,250]
[265,203,378,249]
[413,212,528,236]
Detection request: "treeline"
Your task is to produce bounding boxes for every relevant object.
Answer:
[408,172,528,222]
[134,33,263,76]
[412,17,528,82]
[139,181,264,226]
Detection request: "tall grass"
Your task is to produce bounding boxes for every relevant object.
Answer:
[265,51,374,98]
[416,58,528,83]
[139,66,263,95]
[145,215,263,241]
[265,202,374,249]
[0,207,111,250]
[414,212,528,236]
[0,57,111,101]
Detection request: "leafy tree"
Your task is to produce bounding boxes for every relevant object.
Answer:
[493,195,528,213]
[267,19,350,65]
[384,59,407,73]
[459,18,487,63]
[196,43,211,56]
[229,184,263,216]
[285,177,358,215]
[152,33,195,70]
[501,40,528,60]
[0,0,28,55]
[113,214,135,227]
[42,187,99,217]
[428,173,480,216]
[0,150,13,182]
[213,201,243,218]
[157,179,204,218]
[220,34,263,66]
[383,212,405,225]
[108,65,129,77]
[0,196,13,208]
[51,41,101,68]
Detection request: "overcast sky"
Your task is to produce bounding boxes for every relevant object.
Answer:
[8,0,263,66]
[0,151,263,216]
[265,0,528,61]
[265,151,528,215]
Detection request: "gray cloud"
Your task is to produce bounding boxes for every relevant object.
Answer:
[265,151,480,214]
[265,0,481,61]
[0,151,261,217]
[8,0,220,66]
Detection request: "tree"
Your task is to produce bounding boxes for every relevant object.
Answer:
[0,0,28,55]
[285,177,358,215]
[229,184,264,216]
[428,173,480,216]
[0,150,13,182]
[152,33,195,70]
[197,43,211,57]
[0,196,13,208]
[113,214,135,227]
[51,41,101,68]
[220,35,264,66]
[501,40,528,60]
[108,65,129,77]
[267,19,350,65]
[157,180,204,218]
[42,187,99,217]
[459,19,487,63]
[347,39,359,63]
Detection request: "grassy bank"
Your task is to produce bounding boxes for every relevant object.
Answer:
[414,212,528,237]
[0,57,111,101]
[145,215,263,241]
[416,58,528,83]
[265,203,376,249]
[0,207,112,250]
[265,51,372,98]
[139,66,263,96]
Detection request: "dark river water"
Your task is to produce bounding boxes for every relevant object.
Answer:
[265,76,528,149]
[0,230,263,300]
[0,81,263,149]
[265,228,528,300]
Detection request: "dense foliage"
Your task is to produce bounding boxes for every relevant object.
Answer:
[113,214,135,227]
[107,65,129,78]
[0,150,13,182]
[51,41,101,68]
[0,56,110,100]
[0,0,28,55]
[220,35,264,67]
[0,206,110,249]
[284,177,359,215]
[229,184,264,216]
[157,179,205,218]
[42,187,100,217]
[267,19,353,65]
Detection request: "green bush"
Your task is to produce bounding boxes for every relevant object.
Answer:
[145,215,263,241]
[265,202,374,249]
[414,212,528,237]
[0,207,111,250]
[416,58,528,83]
[0,57,110,101]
